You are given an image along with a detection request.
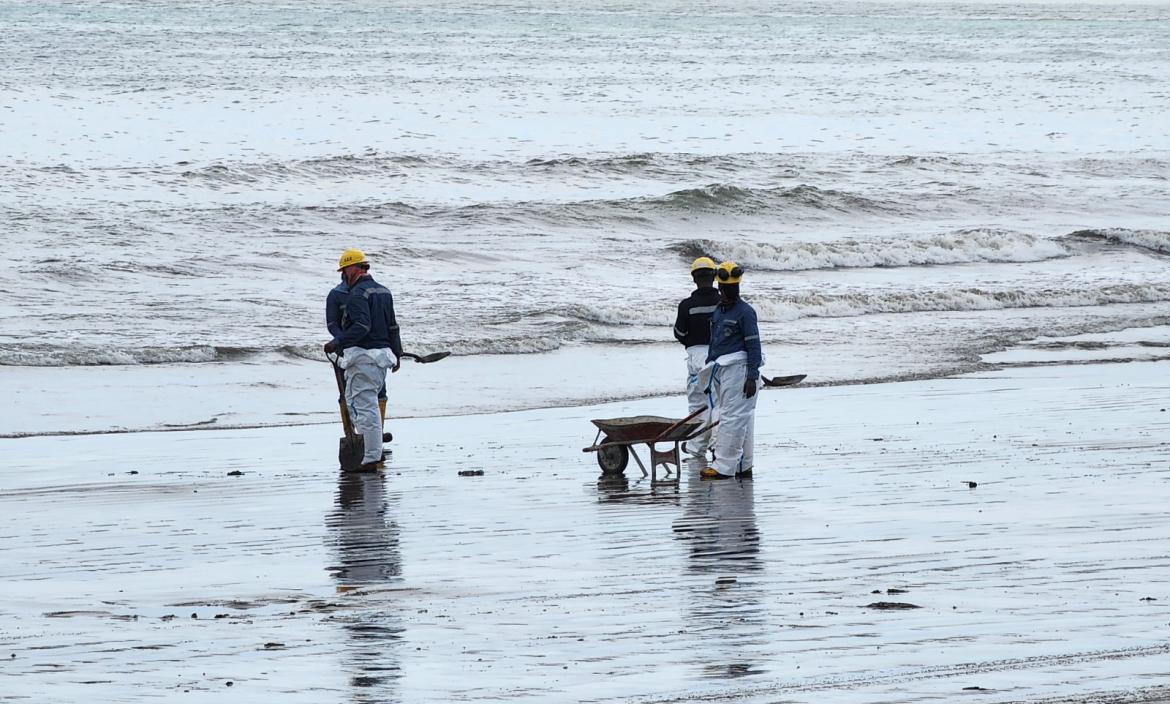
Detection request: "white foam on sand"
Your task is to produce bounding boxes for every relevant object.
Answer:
[1,361,1168,703]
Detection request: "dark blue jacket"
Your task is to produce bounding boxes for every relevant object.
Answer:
[706,299,762,377]
[326,280,349,342]
[336,275,403,358]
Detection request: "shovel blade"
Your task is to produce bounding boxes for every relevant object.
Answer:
[412,351,451,364]
[338,435,365,472]
[762,373,807,388]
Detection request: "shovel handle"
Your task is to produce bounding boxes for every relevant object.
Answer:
[327,353,357,438]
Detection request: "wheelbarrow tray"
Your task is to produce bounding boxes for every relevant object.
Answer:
[590,416,701,444]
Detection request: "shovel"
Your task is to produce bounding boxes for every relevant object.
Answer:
[328,350,446,467]
[761,373,807,388]
[400,351,451,364]
[329,354,366,472]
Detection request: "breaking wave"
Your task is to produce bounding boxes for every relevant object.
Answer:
[650,183,895,215]
[1064,158,1170,181]
[293,183,899,228]
[7,283,1170,368]
[1063,228,1170,255]
[886,155,968,168]
[177,153,430,184]
[751,283,1170,321]
[558,284,1170,327]
[557,303,664,327]
[521,152,804,177]
[0,345,258,367]
[176,152,800,184]
[0,334,579,368]
[159,151,1170,186]
[673,229,1070,272]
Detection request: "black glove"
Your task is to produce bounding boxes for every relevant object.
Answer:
[744,378,757,398]
[324,340,337,354]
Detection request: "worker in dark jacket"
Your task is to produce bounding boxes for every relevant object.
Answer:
[673,257,721,455]
[701,261,763,480]
[326,276,389,443]
[324,249,403,471]
[325,278,350,344]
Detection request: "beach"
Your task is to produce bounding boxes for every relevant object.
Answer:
[2,357,1169,702]
[3,0,1170,700]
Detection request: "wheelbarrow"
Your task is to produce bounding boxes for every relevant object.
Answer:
[582,406,716,480]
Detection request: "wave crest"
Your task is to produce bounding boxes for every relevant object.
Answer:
[560,284,1170,327]
[654,183,895,216]
[178,153,428,184]
[298,182,897,229]
[1064,228,1170,254]
[752,283,1170,321]
[673,229,1070,272]
[0,345,254,367]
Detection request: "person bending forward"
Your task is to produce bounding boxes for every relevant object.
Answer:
[324,249,403,471]
[701,261,762,480]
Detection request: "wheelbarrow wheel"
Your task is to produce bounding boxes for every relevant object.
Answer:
[596,439,629,475]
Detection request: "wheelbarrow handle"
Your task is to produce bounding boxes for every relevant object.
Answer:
[656,406,707,442]
[681,419,719,442]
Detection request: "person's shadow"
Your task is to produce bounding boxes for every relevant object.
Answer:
[326,472,404,698]
[672,458,767,680]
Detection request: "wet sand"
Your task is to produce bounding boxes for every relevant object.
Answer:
[2,361,1169,703]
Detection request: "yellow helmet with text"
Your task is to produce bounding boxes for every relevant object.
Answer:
[336,248,369,271]
[716,261,743,284]
[690,256,717,274]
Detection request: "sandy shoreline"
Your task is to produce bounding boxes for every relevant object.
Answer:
[2,360,1169,702]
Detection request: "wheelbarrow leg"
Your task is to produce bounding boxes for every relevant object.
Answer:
[649,442,681,482]
[628,445,649,478]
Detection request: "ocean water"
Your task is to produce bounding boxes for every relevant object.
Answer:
[2,0,1169,392]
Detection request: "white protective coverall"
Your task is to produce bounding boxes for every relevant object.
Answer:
[701,351,759,475]
[340,347,398,464]
[685,345,714,454]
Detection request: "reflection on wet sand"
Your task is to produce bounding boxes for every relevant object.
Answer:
[596,472,681,505]
[674,458,767,680]
[326,473,403,700]
[674,459,761,572]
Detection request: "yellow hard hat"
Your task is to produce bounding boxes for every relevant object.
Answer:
[716,261,743,284]
[336,248,369,271]
[690,256,717,274]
